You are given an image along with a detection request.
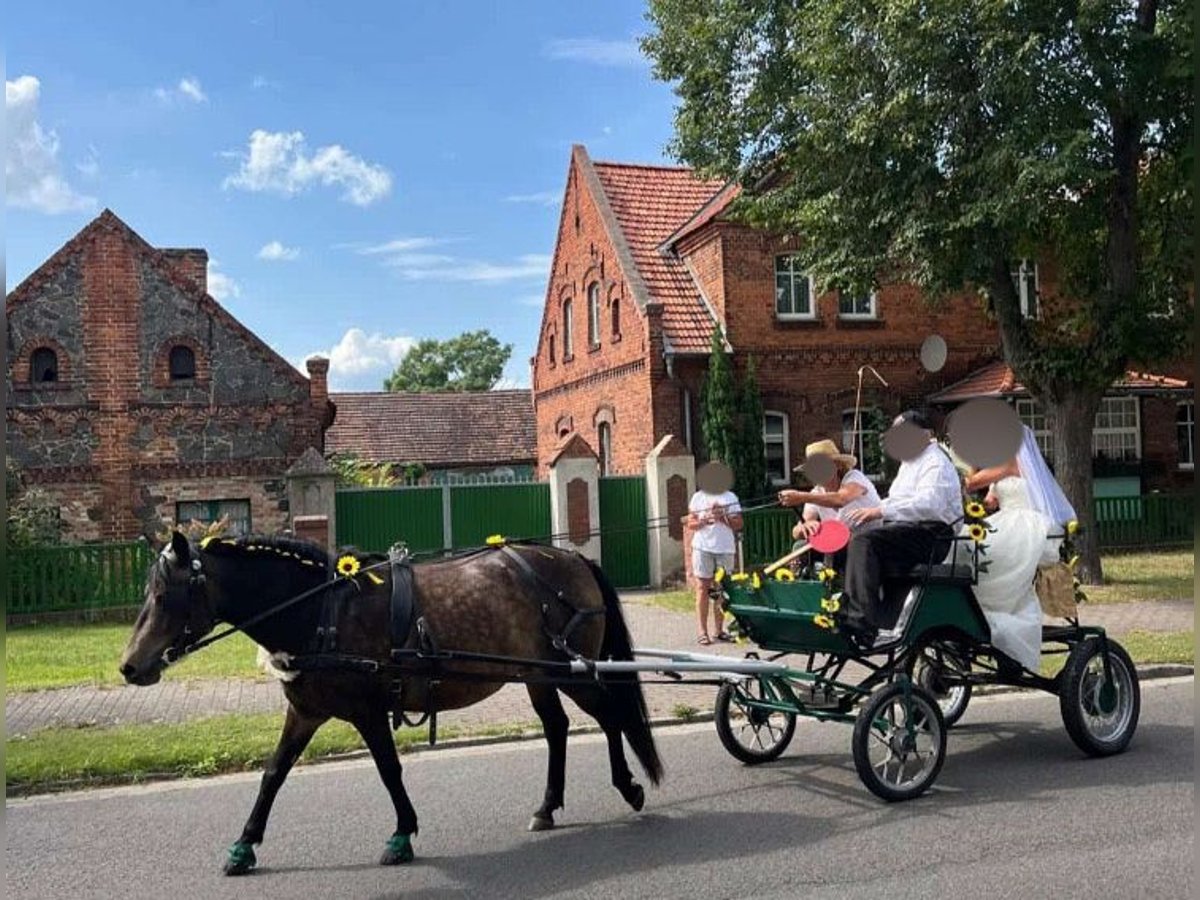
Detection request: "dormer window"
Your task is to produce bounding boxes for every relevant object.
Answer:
[169,345,196,380]
[30,347,59,384]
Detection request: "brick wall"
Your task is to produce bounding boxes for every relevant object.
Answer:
[1140,395,1194,492]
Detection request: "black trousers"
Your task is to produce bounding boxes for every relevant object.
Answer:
[842,522,953,632]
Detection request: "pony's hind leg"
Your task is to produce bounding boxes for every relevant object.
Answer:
[526,683,569,831]
[563,684,645,813]
[354,714,420,865]
[226,705,326,876]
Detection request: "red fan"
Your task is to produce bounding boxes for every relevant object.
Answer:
[763,519,851,574]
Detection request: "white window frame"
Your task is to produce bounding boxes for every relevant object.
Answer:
[587,282,602,349]
[841,407,883,479]
[1178,401,1195,470]
[774,255,814,320]
[1010,259,1040,319]
[837,289,877,320]
[1092,396,1141,462]
[562,300,574,358]
[763,410,790,485]
[1014,398,1054,463]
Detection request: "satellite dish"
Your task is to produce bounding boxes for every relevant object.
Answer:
[919,334,948,373]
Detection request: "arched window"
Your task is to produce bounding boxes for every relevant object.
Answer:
[30,347,59,384]
[169,345,197,380]
[611,297,620,338]
[562,299,574,358]
[587,282,601,348]
[598,421,613,476]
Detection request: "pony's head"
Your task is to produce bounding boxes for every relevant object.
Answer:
[120,531,216,685]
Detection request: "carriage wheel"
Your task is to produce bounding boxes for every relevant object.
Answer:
[1059,637,1140,757]
[852,681,946,802]
[907,642,972,728]
[714,677,797,765]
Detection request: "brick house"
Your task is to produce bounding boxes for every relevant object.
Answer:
[325,390,537,482]
[531,145,1194,493]
[5,210,334,541]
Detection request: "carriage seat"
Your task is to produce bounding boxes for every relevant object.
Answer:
[904,563,975,586]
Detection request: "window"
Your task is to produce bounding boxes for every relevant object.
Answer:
[1015,398,1054,462]
[587,282,601,348]
[30,347,58,383]
[1178,402,1194,469]
[611,298,620,338]
[838,289,877,319]
[763,411,790,484]
[1010,259,1039,319]
[597,421,613,476]
[168,345,196,380]
[562,300,574,358]
[774,256,813,319]
[176,499,252,536]
[681,388,693,451]
[842,408,883,478]
[548,334,556,365]
[1092,396,1140,461]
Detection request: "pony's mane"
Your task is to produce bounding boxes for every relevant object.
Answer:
[198,533,331,572]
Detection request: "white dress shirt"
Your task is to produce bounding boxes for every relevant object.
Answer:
[881,442,962,526]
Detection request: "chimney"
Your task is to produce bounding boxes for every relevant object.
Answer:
[306,356,330,405]
[160,248,209,294]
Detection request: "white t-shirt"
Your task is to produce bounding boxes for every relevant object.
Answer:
[689,490,741,554]
[802,469,882,531]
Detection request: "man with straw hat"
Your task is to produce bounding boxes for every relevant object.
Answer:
[778,439,881,569]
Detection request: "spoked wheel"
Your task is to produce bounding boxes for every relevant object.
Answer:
[714,677,797,764]
[1058,636,1140,757]
[907,642,972,728]
[852,681,947,802]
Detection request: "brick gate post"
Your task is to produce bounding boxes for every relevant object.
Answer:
[644,434,695,588]
[547,433,601,561]
[286,447,337,548]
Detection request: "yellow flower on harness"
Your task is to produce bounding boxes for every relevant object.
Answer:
[965,501,987,519]
[967,523,987,544]
[335,555,361,578]
[486,534,506,546]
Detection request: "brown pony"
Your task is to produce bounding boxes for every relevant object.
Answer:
[119,532,662,875]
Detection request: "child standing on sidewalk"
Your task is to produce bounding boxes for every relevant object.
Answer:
[687,461,742,645]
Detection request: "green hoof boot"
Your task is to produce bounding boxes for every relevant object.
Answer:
[380,832,414,866]
[224,842,257,876]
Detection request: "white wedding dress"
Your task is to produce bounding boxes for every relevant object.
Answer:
[969,477,1059,671]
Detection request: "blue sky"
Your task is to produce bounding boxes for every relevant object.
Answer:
[6,1,680,390]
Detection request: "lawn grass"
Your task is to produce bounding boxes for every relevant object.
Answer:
[1083,551,1194,604]
[1040,629,1194,677]
[5,712,537,796]
[5,623,267,692]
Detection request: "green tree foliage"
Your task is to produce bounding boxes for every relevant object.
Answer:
[733,355,768,500]
[644,0,1192,581]
[6,461,64,549]
[384,329,513,393]
[328,454,425,488]
[700,328,737,470]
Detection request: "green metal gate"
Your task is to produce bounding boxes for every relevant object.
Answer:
[450,482,551,549]
[598,475,650,588]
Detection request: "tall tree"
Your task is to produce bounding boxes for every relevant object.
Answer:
[700,327,737,470]
[644,0,1193,582]
[384,329,513,393]
[733,355,768,501]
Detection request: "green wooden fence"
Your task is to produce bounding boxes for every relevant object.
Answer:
[1093,494,1193,549]
[598,476,651,588]
[741,508,797,566]
[6,541,155,616]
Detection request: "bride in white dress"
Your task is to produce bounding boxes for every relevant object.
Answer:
[964,426,1076,671]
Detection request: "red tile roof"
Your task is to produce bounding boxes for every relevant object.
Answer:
[591,160,727,353]
[929,360,1192,403]
[326,390,536,467]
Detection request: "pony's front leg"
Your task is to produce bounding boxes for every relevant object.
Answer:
[355,714,420,865]
[225,705,326,876]
[526,684,569,831]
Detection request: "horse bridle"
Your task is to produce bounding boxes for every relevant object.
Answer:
[158,548,219,666]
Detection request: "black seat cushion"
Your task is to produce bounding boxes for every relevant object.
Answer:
[905,563,975,585]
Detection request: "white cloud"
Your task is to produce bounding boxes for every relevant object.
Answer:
[6,75,95,214]
[310,328,416,385]
[251,75,279,90]
[206,259,240,301]
[504,191,560,208]
[223,129,393,206]
[543,38,646,68]
[75,145,100,178]
[390,253,552,283]
[357,236,443,255]
[257,240,300,261]
[155,76,208,104]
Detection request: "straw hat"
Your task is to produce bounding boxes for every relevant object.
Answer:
[791,438,857,472]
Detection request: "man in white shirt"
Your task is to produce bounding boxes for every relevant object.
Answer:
[840,409,963,645]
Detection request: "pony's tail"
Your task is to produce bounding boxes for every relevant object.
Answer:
[584,557,664,785]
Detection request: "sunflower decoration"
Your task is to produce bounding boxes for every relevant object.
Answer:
[1057,520,1088,605]
[335,554,362,579]
[817,568,838,583]
[773,568,795,582]
[967,522,988,544]
[965,500,988,520]
[714,566,726,584]
[813,613,836,631]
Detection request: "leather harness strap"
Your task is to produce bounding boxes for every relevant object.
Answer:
[499,543,603,660]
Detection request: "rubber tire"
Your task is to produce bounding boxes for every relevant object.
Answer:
[714,680,797,765]
[1058,637,1140,757]
[852,682,947,802]
[908,644,972,728]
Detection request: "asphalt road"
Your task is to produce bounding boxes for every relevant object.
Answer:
[7,677,1194,900]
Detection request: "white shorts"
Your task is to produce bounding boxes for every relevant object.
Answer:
[692,549,735,580]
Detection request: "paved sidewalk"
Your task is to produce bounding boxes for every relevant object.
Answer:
[5,597,1193,738]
